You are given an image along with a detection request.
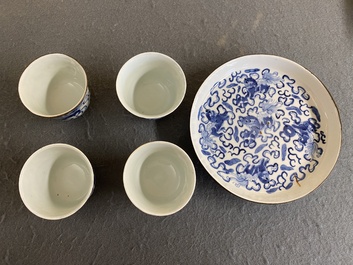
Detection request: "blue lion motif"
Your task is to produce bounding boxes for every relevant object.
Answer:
[198,68,326,193]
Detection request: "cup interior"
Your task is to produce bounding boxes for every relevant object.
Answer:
[123,141,196,216]
[18,54,87,117]
[117,52,186,119]
[19,144,94,220]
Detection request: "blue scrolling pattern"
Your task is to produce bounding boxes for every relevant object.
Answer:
[198,68,326,193]
[61,88,91,121]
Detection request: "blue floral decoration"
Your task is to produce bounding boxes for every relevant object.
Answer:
[197,68,326,194]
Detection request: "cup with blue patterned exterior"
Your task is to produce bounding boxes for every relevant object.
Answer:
[18,53,90,120]
[116,52,186,119]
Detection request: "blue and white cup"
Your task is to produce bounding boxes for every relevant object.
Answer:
[19,53,90,120]
[123,141,196,216]
[19,143,94,220]
[116,52,186,119]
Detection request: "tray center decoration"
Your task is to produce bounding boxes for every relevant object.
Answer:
[197,68,326,194]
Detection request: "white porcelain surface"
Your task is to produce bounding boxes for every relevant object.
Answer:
[116,52,186,119]
[18,53,89,119]
[19,143,94,220]
[190,54,341,204]
[123,141,196,216]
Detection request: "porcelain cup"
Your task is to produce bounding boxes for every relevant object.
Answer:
[116,52,186,119]
[19,143,94,220]
[123,141,196,216]
[18,53,90,120]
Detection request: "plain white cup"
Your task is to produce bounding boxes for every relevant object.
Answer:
[123,141,196,216]
[116,52,186,119]
[18,53,90,120]
[19,143,94,220]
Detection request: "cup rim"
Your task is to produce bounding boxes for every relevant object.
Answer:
[116,52,187,119]
[18,53,88,118]
[123,141,196,216]
[18,143,94,220]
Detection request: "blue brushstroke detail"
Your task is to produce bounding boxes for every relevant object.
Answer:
[285,182,293,189]
[255,143,267,154]
[266,188,278,194]
[205,109,229,137]
[234,126,239,142]
[280,165,293,171]
[198,106,202,120]
[220,146,226,153]
[201,150,211,156]
[311,106,321,122]
[225,158,241,166]
[245,68,260,73]
[226,83,237,88]
[223,101,234,111]
[281,144,287,161]
[61,89,90,121]
[286,106,302,115]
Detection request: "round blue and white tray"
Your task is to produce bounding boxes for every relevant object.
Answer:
[190,54,341,203]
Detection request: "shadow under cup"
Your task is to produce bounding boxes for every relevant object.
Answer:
[18,53,89,120]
